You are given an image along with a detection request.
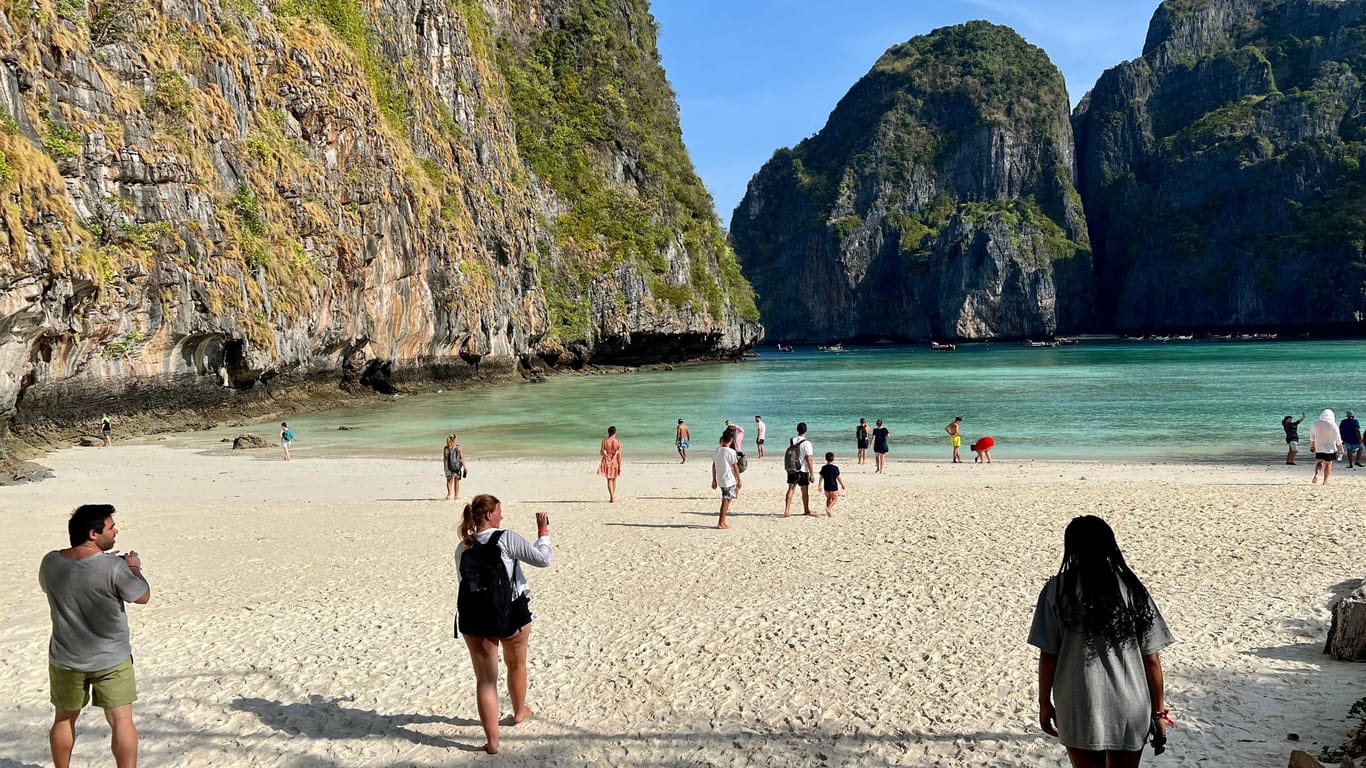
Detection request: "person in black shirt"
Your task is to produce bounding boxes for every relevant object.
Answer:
[1282,412,1305,464]
[818,452,845,516]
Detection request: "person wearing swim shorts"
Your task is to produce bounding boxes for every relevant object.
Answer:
[754,415,767,459]
[1340,410,1363,468]
[711,428,740,529]
[40,504,151,768]
[946,416,963,463]
[675,419,690,464]
[818,452,845,516]
[784,423,816,517]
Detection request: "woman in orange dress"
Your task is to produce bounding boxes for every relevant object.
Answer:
[597,426,622,502]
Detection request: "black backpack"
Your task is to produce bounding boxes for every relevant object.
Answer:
[456,531,516,637]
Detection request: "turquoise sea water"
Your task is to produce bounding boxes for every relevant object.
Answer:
[195,340,1366,463]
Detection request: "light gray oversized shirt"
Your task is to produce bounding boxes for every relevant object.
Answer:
[1028,575,1176,751]
[454,528,553,599]
[39,551,148,671]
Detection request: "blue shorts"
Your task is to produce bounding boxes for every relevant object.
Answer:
[1347,443,1363,452]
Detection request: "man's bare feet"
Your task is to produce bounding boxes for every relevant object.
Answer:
[803,511,817,516]
[483,741,499,754]
[513,707,533,725]
[716,522,729,529]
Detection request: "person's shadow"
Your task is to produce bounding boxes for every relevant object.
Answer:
[230,695,476,749]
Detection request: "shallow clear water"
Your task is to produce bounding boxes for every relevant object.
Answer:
[189,339,1366,463]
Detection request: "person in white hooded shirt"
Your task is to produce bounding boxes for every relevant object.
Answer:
[1309,409,1344,485]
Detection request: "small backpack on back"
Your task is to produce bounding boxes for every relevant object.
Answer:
[735,450,748,473]
[784,437,808,473]
[456,531,516,638]
[283,428,294,442]
[446,447,464,475]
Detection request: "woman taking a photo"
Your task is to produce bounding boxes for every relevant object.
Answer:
[1029,515,1175,767]
[455,495,553,754]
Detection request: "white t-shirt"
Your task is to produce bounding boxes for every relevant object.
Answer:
[789,435,814,470]
[1310,419,1343,454]
[755,421,766,441]
[713,445,738,487]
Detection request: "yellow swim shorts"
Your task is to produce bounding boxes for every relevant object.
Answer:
[951,435,962,447]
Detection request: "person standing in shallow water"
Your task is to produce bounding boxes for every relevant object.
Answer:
[1030,515,1175,768]
[597,426,622,502]
[280,422,294,461]
[855,418,870,465]
[1282,413,1305,465]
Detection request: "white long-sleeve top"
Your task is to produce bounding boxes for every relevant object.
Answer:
[454,528,553,599]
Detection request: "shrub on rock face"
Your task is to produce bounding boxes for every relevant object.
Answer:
[232,434,269,450]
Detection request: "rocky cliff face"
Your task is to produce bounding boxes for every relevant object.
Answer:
[0,0,758,451]
[1074,0,1366,331]
[730,22,1091,342]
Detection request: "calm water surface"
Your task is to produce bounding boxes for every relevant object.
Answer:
[183,340,1366,463]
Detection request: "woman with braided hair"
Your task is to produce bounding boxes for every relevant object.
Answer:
[1029,516,1176,767]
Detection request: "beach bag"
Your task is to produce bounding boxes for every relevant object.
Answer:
[456,531,515,637]
[784,437,808,473]
[735,451,748,473]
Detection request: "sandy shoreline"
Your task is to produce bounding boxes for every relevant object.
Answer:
[1,445,1363,766]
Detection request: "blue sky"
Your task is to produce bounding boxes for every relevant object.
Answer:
[651,0,1163,222]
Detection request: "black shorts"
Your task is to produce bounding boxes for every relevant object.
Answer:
[456,594,533,639]
[1315,452,1338,461]
[756,438,765,445]
[786,470,810,486]
[857,439,870,449]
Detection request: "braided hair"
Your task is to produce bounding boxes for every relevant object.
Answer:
[1055,515,1157,658]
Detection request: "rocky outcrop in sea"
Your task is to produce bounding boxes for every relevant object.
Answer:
[730,21,1092,343]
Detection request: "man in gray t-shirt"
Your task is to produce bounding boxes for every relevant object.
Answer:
[39,504,150,768]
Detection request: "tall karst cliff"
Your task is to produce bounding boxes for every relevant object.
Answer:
[0,0,759,448]
[730,21,1092,343]
[1075,0,1366,331]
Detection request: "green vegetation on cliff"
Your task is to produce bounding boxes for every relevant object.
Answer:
[1078,0,1366,329]
[496,0,756,337]
[732,21,1088,341]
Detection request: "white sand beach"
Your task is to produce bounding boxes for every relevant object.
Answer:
[1,443,1362,767]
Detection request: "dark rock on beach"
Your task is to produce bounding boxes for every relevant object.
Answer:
[232,434,270,451]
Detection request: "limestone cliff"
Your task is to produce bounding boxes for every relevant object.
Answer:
[730,21,1091,342]
[0,0,759,452]
[1074,0,1366,331]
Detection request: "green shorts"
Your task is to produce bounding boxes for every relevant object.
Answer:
[49,657,136,710]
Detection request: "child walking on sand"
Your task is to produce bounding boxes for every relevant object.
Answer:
[818,452,845,516]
